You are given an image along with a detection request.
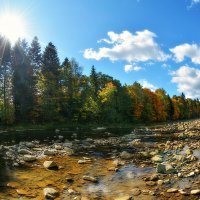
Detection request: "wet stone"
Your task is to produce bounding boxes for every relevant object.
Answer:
[146,181,156,186]
[43,161,58,170]
[43,187,59,199]
[190,189,200,195]
[23,155,36,162]
[16,189,30,195]
[132,188,141,196]
[82,175,97,183]
[114,195,133,200]
[167,188,178,193]
[7,182,20,188]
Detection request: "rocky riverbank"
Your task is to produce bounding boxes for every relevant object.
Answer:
[1,119,200,199]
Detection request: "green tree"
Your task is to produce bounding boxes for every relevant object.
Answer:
[41,42,61,121]
[0,36,14,124]
[90,65,99,99]
[12,39,35,122]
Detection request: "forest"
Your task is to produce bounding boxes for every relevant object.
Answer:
[0,35,200,125]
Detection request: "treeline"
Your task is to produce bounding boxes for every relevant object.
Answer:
[0,35,200,125]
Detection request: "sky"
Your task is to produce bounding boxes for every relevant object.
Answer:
[1,0,200,98]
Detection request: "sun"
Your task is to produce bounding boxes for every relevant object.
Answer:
[0,13,27,44]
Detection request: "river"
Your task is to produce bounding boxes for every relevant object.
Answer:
[0,121,200,199]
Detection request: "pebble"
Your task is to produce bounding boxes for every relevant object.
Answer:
[167,188,178,193]
[43,188,59,199]
[132,188,141,196]
[82,175,97,183]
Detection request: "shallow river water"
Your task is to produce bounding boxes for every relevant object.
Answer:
[0,125,199,200]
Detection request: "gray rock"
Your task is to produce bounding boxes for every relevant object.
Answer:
[23,155,36,162]
[43,187,59,199]
[26,142,35,148]
[18,149,32,155]
[44,150,56,156]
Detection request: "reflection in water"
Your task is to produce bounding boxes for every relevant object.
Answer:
[83,164,155,197]
[0,156,13,191]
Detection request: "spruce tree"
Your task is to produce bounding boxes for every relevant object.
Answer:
[12,39,35,122]
[41,42,61,121]
[90,65,99,98]
[29,36,42,74]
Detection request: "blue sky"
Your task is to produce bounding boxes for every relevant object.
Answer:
[1,0,200,98]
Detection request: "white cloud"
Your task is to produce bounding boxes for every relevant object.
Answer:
[188,0,200,8]
[124,64,143,72]
[138,79,157,91]
[84,30,169,63]
[170,43,200,64]
[171,65,200,98]
[191,0,200,5]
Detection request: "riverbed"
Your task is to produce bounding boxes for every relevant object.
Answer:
[1,120,200,199]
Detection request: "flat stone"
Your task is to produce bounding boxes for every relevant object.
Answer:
[78,160,91,164]
[23,155,36,162]
[167,188,178,193]
[44,150,56,156]
[190,189,200,195]
[186,172,195,177]
[83,175,97,183]
[16,189,29,195]
[54,144,62,150]
[178,189,188,195]
[7,182,20,188]
[114,195,132,200]
[108,167,119,172]
[18,149,32,155]
[146,181,156,186]
[142,189,151,195]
